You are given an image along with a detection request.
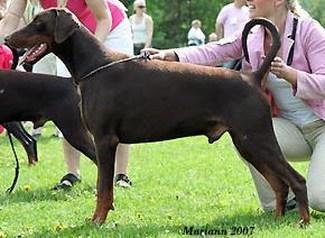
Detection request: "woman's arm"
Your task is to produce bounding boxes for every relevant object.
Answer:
[85,0,111,42]
[143,34,242,66]
[215,22,224,40]
[144,15,153,48]
[0,0,27,39]
[215,6,226,40]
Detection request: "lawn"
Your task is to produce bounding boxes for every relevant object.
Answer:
[0,122,324,237]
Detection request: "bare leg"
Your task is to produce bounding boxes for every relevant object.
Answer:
[63,138,81,176]
[115,143,129,175]
[61,140,131,187]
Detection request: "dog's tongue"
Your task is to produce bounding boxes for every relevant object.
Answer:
[19,44,47,65]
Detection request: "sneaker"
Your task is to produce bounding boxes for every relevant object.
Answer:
[52,173,81,190]
[115,174,132,188]
[31,132,41,140]
[52,128,63,138]
[57,129,64,138]
[31,127,42,140]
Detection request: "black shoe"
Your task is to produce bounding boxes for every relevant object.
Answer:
[285,197,298,212]
[31,133,41,141]
[53,173,81,190]
[115,174,132,188]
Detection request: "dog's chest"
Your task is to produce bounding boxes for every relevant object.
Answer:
[76,85,87,124]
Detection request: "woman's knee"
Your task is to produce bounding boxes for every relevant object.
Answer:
[272,117,311,160]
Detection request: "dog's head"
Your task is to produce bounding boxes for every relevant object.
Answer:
[5,8,79,65]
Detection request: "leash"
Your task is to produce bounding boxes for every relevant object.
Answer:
[6,132,20,194]
[79,52,151,82]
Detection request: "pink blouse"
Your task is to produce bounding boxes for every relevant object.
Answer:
[175,12,325,120]
[40,0,125,33]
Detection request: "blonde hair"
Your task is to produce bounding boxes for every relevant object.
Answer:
[287,0,309,17]
[191,19,202,27]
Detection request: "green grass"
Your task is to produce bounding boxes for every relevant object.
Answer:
[0,122,324,237]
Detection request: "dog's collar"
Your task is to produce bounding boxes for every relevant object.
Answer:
[78,52,151,83]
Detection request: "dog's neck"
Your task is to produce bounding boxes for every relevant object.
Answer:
[53,27,111,81]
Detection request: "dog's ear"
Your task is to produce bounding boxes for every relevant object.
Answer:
[54,9,79,44]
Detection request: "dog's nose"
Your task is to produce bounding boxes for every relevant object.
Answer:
[3,35,15,48]
[3,35,10,45]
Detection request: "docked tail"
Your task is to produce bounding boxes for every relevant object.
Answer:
[242,18,281,86]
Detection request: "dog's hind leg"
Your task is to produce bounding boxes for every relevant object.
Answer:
[92,134,118,224]
[233,136,288,216]
[4,122,38,165]
[282,164,310,225]
[229,130,309,224]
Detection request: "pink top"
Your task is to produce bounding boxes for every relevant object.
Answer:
[216,3,249,38]
[40,0,125,33]
[175,11,325,120]
[0,44,13,69]
[0,44,13,133]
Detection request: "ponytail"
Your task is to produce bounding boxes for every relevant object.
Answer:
[286,0,309,17]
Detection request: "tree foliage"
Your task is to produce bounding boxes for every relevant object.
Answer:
[123,0,325,49]
[300,0,325,25]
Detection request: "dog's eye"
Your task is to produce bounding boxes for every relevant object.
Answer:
[35,23,46,32]
[31,18,44,29]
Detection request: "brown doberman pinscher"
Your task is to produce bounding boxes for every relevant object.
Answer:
[5,9,310,225]
[0,70,96,164]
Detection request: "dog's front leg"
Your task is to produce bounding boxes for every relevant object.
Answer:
[92,134,118,224]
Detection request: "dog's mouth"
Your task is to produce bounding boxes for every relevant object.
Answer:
[20,43,48,65]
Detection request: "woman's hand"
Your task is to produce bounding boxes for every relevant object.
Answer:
[270,56,297,85]
[141,48,179,61]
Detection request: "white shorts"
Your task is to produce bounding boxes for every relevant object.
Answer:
[57,17,133,77]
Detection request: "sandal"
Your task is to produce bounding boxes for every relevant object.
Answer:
[285,197,297,212]
[52,173,81,190]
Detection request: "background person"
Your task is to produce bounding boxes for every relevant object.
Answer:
[215,0,248,69]
[129,0,153,55]
[208,32,218,42]
[215,0,248,40]
[187,19,205,46]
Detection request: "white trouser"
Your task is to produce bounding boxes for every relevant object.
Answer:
[248,118,325,212]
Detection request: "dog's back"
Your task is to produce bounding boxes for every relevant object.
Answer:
[0,70,77,122]
[0,70,96,162]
